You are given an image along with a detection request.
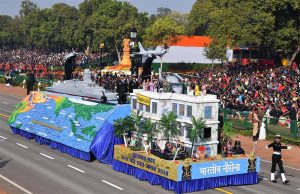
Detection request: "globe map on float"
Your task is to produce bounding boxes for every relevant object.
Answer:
[8,92,117,152]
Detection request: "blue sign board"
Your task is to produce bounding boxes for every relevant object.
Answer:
[178,157,260,181]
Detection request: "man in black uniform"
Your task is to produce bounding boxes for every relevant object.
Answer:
[128,75,139,93]
[26,70,36,95]
[266,134,292,184]
[116,74,128,104]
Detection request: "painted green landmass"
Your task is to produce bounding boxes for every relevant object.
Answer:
[55,98,114,121]
[70,119,91,141]
[8,101,27,124]
[16,123,23,129]
[89,130,97,138]
[81,125,96,135]
[70,119,77,133]
[54,97,68,115]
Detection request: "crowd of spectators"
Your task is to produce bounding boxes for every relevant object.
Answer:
[90,62,299,123]
[0,48,109,73]
[1,48,299,121]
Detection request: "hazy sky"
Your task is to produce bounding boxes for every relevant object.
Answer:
[0,0,196,17]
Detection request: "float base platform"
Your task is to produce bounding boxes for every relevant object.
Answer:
[113,145,259,193]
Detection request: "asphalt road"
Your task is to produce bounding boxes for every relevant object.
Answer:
[0,91,300,194]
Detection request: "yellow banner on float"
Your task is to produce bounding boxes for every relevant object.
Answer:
[114,145,178,181]
[136,93,151,106]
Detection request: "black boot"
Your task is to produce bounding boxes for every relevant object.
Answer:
[283,180,289,184]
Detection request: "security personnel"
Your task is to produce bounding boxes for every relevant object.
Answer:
[128,75,139,93]
[116,74,128,104]
[266,134,291,184]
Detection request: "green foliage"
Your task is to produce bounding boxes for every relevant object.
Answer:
[130,110,143,131]
[220,121,233,146]
[159,112,180,141]
[187,116,205,141]
[19,0,38,17]
[139,118,157,142]
[143,15,186,47]
[189,0,300,60]
[113,115,135,137]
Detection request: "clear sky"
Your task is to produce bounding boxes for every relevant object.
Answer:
[0,0,196,17]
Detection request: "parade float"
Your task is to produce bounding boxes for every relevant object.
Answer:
[112,90,260,193]
[8,91,129,162]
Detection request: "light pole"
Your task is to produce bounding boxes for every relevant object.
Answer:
[130,27,137,75]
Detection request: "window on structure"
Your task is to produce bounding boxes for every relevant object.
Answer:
[204,106,212,119]
[203,127,211,138]
[146,105,150,112]
[179,104,185,116]
[139,103,143,111]
[152,102,157,114]
[132,99,137,110]
[172,103,177,115]
[187,105,192,117]
[180,126,184,136]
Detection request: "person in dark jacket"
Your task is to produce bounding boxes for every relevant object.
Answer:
[26,70,36,95]
[128,75,139,93]
[116,74,128,104]
[266,135,292,184]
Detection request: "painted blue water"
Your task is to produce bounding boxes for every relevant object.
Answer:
[11,99,122,152]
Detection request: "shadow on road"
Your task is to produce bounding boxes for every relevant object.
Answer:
[0,157,12,169]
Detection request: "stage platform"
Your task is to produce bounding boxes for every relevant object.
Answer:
[113,145,260,193]
[9,92,130,161]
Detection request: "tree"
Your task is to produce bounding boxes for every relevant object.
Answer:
[204,41,226,66]
[159,112,180,141]
[19,0,38,17]
[187,116,205,155]
[189,0,300,64]
[139,118,157,142]
[113,115,134,137]
[156,7,172,17]
[143,15,186,47]
[129,110,143,133]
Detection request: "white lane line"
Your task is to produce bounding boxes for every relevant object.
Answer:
[16,143,28,149]
[261,159,300,172]
[2,101,9,104]
[0,135,7,140]
[67,165,85,173]
[102,180,124,191]
[39,153,54,160]
[0,174,33,194]
[296,188,300,191]
[258,176,269,181]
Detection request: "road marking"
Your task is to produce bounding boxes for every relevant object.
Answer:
[0,135,7,140]
[215,188,233,194]
[102,180,124,191]
[296,188,300,191]
[2,101,9,104]
[16,143,28,149]
[67,165,85,173]
[258,176,269,181]
[39,153,54,160]
[261,159,300,172]
[0,113,9,118]
[0,174,33,194]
